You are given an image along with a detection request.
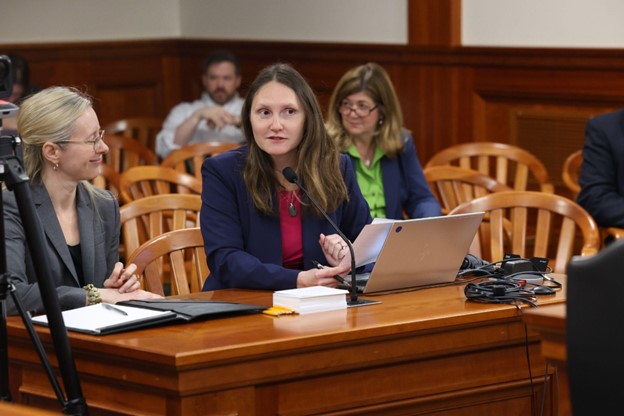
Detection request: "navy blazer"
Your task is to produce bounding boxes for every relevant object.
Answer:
[3,183,120,315]
[577,109,624,228]
[346,132,441,220]
[200,146,372,291]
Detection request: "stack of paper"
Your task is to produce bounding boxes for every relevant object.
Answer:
[273,286,348,314]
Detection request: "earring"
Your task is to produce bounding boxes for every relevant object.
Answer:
[378,118,384,126]
[53,162,59,171]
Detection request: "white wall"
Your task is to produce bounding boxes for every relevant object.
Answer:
[0,0,407,45]
[0,0,180,43]
[2,0,624,49]
[463,0,624,48]
[179,0,407,44]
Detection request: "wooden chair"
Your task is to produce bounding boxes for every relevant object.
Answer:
[161,141,241,179]
[118,165,202,204]
[91,163,121,197]
[105,117,162,155]
[449,191,600,273]
[424,165,512,214]
[426,142,555,193]
[103,134,158,174]
[126,228,208,296]
[562,149,582,197]
[119,193,202,262]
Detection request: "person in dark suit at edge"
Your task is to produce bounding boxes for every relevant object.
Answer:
[200,63,372,291]
[326,63,441,220]
[3,86,161,315]
[577,109,624,237]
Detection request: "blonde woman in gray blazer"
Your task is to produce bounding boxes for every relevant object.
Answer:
[3,86,161,315]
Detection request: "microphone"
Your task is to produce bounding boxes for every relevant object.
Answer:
[282,167,374,306]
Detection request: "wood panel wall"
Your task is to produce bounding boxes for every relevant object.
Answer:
[4,40,624,191]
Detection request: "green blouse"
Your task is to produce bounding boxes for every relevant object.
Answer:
[346,144,386,218]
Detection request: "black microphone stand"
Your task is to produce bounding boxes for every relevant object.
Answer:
[282,167,378,307]
[0,129,88,414]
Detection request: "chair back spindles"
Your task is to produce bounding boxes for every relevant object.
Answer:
[105,117,162,155]
[119,166,202,204]
[127,228,208,296]
[450,191,600,273]
[427,142,554,193]
[161,141,241,179]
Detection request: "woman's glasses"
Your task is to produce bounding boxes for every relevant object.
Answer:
[338,101,378,117]
[58,129,105,151]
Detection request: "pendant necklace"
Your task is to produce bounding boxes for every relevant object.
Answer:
[288,191,297,217]
[361,142,375,168]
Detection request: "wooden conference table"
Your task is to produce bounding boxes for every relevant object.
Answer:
[7,279,566,416]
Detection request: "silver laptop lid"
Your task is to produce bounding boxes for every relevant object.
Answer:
[362,212,484,293]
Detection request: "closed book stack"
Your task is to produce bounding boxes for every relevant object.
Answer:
[273,286,348,314]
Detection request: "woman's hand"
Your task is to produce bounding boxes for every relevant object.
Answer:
[319,233,350,266]
[296,262,350,288]
[98,288,163,304]
[103,262,141,293]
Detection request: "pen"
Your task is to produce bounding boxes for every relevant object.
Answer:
[312,260,349,285]
[102,303,128,316]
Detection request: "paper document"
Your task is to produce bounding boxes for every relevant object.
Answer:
[31,303,177,335]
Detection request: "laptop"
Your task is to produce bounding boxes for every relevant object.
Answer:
[342,212,484,294]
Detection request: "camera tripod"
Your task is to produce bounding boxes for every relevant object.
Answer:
[0,127,88,415]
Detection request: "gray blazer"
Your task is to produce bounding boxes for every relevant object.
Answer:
[3,182,120,315]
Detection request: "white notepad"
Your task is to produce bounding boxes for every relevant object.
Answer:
[31,303,177,335]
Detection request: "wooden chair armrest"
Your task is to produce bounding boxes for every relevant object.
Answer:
[605,227,624,240]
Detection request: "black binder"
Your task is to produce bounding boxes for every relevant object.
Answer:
[117,299,266,322]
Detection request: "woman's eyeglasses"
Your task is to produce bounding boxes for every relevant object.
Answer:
[338,101,378,117]
[58,129,105,152]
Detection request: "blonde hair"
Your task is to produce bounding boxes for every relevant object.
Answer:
[326,63,405,157]
[18,86,93,184]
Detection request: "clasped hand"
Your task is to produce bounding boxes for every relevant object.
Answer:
[100,262,163,304]
[195,106,240,130]
[296,233,351,288]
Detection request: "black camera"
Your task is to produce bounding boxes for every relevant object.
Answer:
[0,55,12,99]
[1,55,19,120]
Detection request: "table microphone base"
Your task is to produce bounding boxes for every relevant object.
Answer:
[347,298,381,307]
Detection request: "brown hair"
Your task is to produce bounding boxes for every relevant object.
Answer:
[241,63,348,216]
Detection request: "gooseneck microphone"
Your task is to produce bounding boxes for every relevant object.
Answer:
[282,167,374,306]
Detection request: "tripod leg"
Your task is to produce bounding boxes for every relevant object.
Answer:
[1,150,88,414]
[0,275,65,404]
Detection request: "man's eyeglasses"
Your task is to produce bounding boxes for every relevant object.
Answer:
[58,129,106,152]
[338,101,378,117]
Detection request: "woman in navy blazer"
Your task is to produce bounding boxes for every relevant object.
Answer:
[201,64,372,291]
[3,87,161,314]
[326,63,441,220]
